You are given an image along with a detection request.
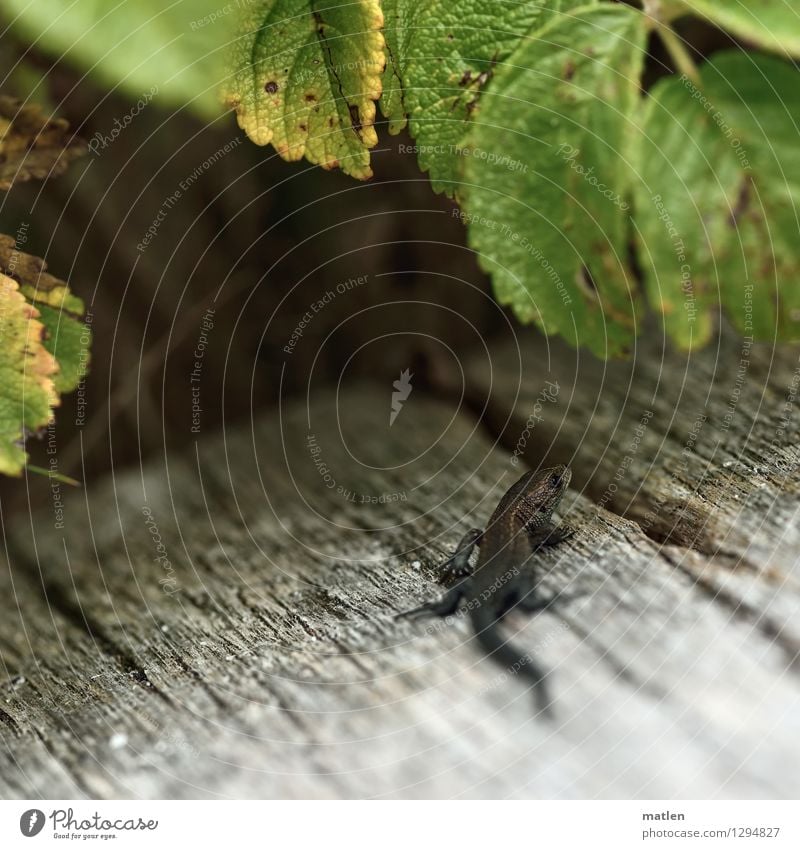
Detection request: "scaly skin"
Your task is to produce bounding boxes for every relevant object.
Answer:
[400,465,575,714]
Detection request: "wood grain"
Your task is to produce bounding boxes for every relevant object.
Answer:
[1,329,799,799]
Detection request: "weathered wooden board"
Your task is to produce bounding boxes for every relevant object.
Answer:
[1,333,800,798]
[456,325,800,656]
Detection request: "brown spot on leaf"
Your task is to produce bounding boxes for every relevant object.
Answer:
[577,264,599,297]
[349,104,363,134]
[730,175,752,228]
[459,70,472,87]
[305,93,317,102]
[264,81,279,94]
[563,60,576,81]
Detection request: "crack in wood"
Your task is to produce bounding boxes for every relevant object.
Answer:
[660,547,800,672]
[8,540,174,709]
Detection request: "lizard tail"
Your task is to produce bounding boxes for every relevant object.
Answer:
[471,607,553,717]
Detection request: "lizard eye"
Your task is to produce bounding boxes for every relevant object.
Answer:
[550,472,561,485]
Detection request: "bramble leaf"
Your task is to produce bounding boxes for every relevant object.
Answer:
[0,275,59,476]
[224,0,385,179]
[37,305,90,394]
[2,0,228,117]
[223,0,800,355]
[633,51,800,347]
[0,153,90,475]
[0,236,90,395]
[463,4,645,357]
[667,1,800,59]
[379,0,572,191]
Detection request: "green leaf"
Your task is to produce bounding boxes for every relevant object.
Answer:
[378,0,407,135]
[668,1,800,58]
[379,0,577,191]
[222,0,800,355]
[0,97,88,477]
[0,235,91,475]
[224,0,385,179]
[0,275,58,476]
[462,4,646,357]
[37,305,90,394]
[2,0,229,116]
[0,253,89,393]
[633,51,800,347]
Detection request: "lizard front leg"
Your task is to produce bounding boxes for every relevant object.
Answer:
[438,527,483,581]
[530,522,575,548]
[397,528,482,619]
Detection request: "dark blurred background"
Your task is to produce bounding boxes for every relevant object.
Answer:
[0,15,733,513]
[0,34,503,513]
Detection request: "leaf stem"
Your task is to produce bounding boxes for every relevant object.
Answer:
[643,1,702,86]
[655,19,701,86]
[26,464,80,487]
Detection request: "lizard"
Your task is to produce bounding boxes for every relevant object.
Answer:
[399,465,576,714]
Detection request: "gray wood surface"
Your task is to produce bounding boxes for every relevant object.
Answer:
[1,327,799,799]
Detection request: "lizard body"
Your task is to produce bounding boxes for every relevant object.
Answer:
[400,465,575,713]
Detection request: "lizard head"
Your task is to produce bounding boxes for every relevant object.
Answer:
[508,464,572,525]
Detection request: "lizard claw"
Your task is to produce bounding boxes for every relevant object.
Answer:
[438,527,483,582]
[396,604,432,621]
[397,586,465,620]
[541,524,576,546]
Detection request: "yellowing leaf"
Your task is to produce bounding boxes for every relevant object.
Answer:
[0,235,90,395]
[0,231,90,395]
[0,274,59,476]
[0,99,88,477]
[224,0,385,179]
[223,0,800,356]
[0,234,84,315]
[0,96,86,190]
